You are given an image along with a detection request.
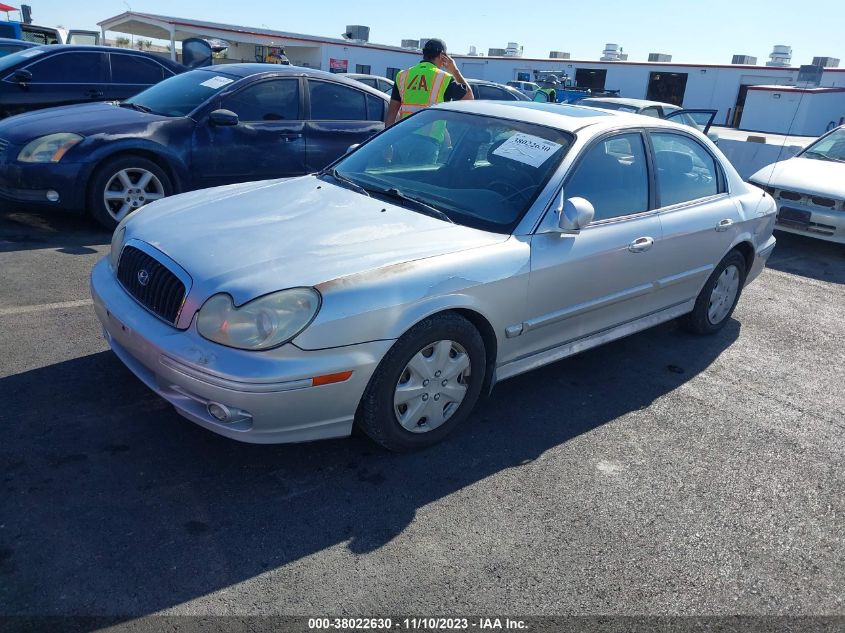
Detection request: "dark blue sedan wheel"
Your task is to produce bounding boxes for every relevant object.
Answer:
[88,155,173,230]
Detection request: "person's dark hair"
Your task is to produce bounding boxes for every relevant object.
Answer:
[422,38,446,61]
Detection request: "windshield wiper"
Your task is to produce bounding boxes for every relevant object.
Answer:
[119,102,152,114]
[370,186,454,224]
[319,167,370,197]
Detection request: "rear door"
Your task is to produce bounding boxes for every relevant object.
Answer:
[648,130,741,310]
[304,78,384,171]
[664,109,717,135]
[106,52,174,101]
[4,50,106,113]
[191,76,306,188]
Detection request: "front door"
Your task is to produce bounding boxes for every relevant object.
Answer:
[664,109,717,136]
[520,131,663,357]
[191,77,306,188]
[304,78,384,172]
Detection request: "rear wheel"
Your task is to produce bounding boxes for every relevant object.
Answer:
[87,156,172,230]
[357,313,486,451]
[681,250,747,335]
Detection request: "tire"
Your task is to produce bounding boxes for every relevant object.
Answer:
[87,155,173,230]
[681,250,747,335]
[357,313,486,451]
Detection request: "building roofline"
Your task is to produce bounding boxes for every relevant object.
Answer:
[747,85,845,93]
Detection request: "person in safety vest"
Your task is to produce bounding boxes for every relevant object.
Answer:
[385,38,473,128]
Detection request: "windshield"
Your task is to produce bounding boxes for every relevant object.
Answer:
[124,69,239,117]
[333,109,572,233]
[800,128,845,162]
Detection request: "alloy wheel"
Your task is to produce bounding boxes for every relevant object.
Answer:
[103,168,165,222]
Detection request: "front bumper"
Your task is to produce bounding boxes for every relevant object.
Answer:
[774,201,845,245]
[0,146,85,210]
[90,257,394,444]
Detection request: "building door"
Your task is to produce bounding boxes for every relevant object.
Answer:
[732,85,751,127]
[646,72,688,106]
[575,68,607,91]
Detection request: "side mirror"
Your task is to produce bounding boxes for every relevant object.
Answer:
[558,196,595,233]
[209,109,239,126]
[346,143,359,154]
[13,69,32,85]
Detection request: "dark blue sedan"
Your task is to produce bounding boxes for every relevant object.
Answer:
[0,64,389,228]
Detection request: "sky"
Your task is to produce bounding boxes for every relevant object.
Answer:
[13,0,845,65]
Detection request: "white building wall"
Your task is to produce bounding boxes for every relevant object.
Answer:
[320,43,419,76]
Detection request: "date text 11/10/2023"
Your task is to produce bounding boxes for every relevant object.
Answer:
[307,617,529,630]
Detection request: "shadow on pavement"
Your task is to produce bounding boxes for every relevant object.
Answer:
[0,318,739,616]
[766,230,845,284]
[0,208,109,255]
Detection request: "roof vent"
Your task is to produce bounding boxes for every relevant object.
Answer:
[766,45,792,67]
[731,54,757,65]
[342,25,370,42]
[601,43,622,61]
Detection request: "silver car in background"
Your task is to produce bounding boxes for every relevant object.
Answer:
[91,101,777,451]
[749,125,845,245]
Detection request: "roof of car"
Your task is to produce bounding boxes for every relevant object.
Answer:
[24,44,184,69]
[0,37,37,47]
[436,99,696,134]
[579,96,679,110]
[193,63,391,97]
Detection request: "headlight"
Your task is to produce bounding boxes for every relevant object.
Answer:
[109,225,127,269]
[17,133,83,163]
[197,288,321,351]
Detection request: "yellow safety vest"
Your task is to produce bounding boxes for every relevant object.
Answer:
[396,61,452,119]
[396,61,452,143]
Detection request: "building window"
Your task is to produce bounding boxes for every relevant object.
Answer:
[386,67,401,80]
[356,64,371,74]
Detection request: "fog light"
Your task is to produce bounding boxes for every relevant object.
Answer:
[207,402,231,422]
[46,190,60,202]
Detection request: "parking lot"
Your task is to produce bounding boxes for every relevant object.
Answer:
[0,207,842,618]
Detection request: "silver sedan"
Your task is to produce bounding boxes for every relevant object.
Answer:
[91,101,777,450]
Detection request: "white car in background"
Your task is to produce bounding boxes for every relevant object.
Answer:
[507,80,543,99]
[749,125,845,245]
[346,73,394,94]
[578,97,718,140]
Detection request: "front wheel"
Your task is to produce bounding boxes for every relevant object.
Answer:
[681,250,747,335]
[87,156,173,230]
[357,313,486,451]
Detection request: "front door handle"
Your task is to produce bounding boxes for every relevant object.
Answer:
[280,133,303,142]
[628,236,654,253]
[716,218,734,232]
[85,89,104,98]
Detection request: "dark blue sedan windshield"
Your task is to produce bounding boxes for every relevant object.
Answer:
[124,69,239,117]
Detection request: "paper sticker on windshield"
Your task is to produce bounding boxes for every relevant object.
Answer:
[199,76,235,89]
[18,49,45,58]
[492,133,562,168]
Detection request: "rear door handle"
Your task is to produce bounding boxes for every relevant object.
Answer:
[628,236,654,253]
[716,218,734,232]
[280,133,303,142]
[85,89,104,98]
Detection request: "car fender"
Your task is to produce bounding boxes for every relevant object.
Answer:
[75,139,192,194]
[294,238,531,352]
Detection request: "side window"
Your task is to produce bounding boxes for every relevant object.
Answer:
[27,52,105,83]
[640,106,661,118]
[651,132,720,207]
[110,54,166,84]
[356,77,376,88]
[564,132,649,221]
[223,79,300,122]
[308,80,366,120]
[366,94,384,121]
[475,84,508,100]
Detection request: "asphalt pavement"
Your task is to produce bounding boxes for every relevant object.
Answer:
[0,208,843,619]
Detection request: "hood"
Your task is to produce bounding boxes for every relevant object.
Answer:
[0,102,169,144]
[750,156,845,199]
[125,176,509,304]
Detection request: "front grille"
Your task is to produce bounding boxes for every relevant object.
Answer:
[779,190,802,201]
[117,245,186,325]
[811,196,836,208]
[0,138,9,153]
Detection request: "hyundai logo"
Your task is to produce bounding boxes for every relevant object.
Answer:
[137,269,151,286]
